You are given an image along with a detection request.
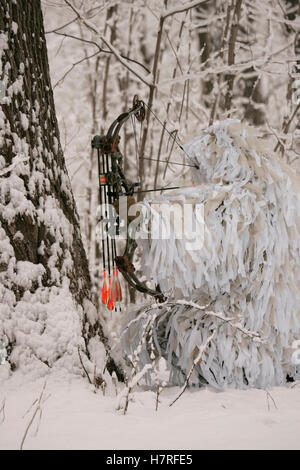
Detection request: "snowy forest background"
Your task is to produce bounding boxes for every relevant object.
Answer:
[44,0,300,332]
[0,0,300,450]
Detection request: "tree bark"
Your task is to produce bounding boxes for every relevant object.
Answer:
[0,0,123,379]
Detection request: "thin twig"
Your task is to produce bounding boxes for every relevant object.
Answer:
[169,331,216,407]
[63,0,151,85]
[291,381,300,389]
[78,347,92,384]
[266,390,278,411]
[116,316,153,415]
[52,31,151,74]
[266,118,286,152]
[163,0,210,20]
[0,398,6,425]
[22,399,38,419]
[45,16,78,34]
[209,1,233,124]
[100,35,152,87]
[20,382,49,451]
[274,103,300,152]
[224,0,243,111]
[156,385,161,411]
[53,50,100,89]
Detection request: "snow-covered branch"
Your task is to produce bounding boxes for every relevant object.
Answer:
[53,49,101,89]
[63,0,151,86]
[99,36,152,87]
[171,300,263,342]
[51,30,151,74]
[162,0,210,20]
[169,331,216,407]
[116,315,155,415]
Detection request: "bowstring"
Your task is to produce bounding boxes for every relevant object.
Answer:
[131,114,140,180]
[138,118,143,181]
[141,155,197,168]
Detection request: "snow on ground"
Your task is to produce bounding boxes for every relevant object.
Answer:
[0,372,300,450]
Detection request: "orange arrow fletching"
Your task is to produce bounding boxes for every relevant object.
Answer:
[107,277,114,311]
[102,270,108,304]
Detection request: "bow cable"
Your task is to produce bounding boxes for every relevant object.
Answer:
[142,101,199,170]
[131,114,140,180]
[141,156,198,168]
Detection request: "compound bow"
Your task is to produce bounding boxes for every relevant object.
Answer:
[92,95,166,310]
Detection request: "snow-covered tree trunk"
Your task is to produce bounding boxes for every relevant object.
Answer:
[0,0,121,377]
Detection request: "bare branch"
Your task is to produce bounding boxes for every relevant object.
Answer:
[274,103,300,152]
[169,331,216,407]
[266,119,286,153]
[100,36,152,87]
[173,300,263,342]
[52,31,151,74]
[266,390,278,411]
[20,382,50,451]
[45,16,78,34]
[116,315,154,415]
[163,0,210,20]
[53,50,101,89]
[78,347,92,384]
[63,0,81,19]
[291,381,300,389]
[0,398,6,425]
[224,0,243,111]
[63,0,151,82]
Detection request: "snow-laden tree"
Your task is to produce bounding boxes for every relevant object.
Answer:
[0,0,122,380]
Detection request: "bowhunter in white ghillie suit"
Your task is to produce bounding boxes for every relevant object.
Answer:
[0,0,123,381]
[122,119,300,389]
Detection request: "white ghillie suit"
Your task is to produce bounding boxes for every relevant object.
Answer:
[121,119,300,389]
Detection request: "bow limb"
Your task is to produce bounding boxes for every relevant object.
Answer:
[115,253,165,302]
